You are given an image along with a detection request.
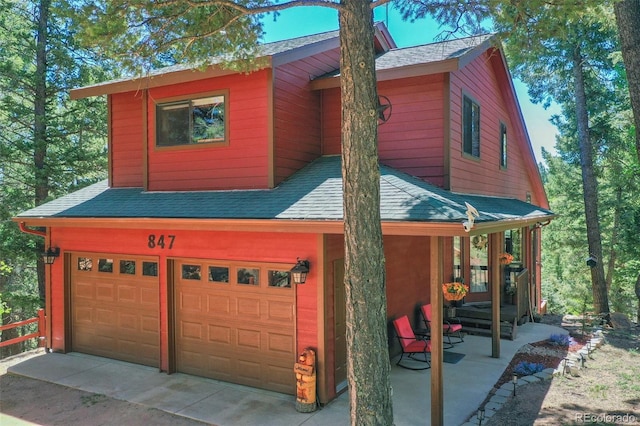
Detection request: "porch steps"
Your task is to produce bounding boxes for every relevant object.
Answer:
[457,316,518,340]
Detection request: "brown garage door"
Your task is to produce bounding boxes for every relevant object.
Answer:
[174,259,295,394]
[71,253,160,367]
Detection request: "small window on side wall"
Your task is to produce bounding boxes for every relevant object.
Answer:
[156,93,226,147]
[463,95,480,158]
[500,122,507,168]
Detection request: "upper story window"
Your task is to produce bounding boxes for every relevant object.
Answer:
[463,95,480,158]
[499,122,507,168]
[156,92,227,147]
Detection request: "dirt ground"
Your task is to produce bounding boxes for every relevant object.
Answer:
[0,351,209,426]
[484,316,640,426]
[2,316,639,426]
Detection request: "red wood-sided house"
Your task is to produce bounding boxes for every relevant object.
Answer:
[16,23,554,403]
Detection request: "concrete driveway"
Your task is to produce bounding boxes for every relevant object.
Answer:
[1,322,565,426]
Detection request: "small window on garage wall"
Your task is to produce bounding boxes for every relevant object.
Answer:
[237,268,259,285]
[268,270,291,288]
[182,264,202,280]
[208,266,229,283]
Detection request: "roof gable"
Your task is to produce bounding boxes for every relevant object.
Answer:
[71,30,342,99]
[71,25,395,100]
[310,34,494,89]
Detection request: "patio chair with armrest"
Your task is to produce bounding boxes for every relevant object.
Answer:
[421,303,464,346]
[392,315,431,370]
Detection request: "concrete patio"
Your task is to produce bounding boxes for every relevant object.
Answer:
[3,322,566,426]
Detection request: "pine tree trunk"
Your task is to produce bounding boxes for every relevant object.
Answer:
[34,0,51,304]
[614,0,640,162]
[635,273,640,323]
[339,1,393,424]
[605,186,622,293]
[572,45,610,318]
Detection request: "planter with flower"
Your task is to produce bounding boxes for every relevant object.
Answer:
[442,281,469,317]
[498,252,514,265]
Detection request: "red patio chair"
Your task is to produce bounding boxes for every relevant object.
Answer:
[392,315,431,370]
[421,303,464,346]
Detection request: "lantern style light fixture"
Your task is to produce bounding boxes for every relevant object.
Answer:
[290,258,310,284]
[42,247,60,265]
[586,254,598,268]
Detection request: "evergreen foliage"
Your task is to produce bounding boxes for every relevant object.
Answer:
[0,0,111,355]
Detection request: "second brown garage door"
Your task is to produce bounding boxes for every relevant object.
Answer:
[71,253,160,367]
[174,259,295,394]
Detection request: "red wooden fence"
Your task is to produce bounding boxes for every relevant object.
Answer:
[0,309,45,348]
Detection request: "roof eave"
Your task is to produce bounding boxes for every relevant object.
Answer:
[14,213,555,237]
[310,58,460,90]
[70,60,272,100]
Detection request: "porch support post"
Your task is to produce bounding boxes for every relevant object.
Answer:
[430,236,444,426]
[490,233,502,358]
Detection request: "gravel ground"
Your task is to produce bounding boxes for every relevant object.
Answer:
[481,315,640,426]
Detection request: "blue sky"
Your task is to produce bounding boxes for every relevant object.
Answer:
[259,6,560,164]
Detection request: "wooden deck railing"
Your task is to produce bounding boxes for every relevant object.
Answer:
[0,308,45,348]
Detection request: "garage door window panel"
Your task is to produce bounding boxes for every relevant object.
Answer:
[143,261,158,277]
[120,260,136,275]
[78,257,93,271]
[268,270,291,288]
[209,266,229,283]
[237,268,259,285]
[98,258,114,273]
[182,264,202,280]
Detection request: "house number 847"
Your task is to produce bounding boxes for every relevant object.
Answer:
[148,234,175,249]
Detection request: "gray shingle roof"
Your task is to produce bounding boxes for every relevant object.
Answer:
[315,34,494,79]
[17,156,552,224]
[374,34,493,71]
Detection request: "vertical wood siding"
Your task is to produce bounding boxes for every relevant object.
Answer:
[449,51,539,203]
[48,226,318,373]
[110,92,144,187]
[146,72,270,191]
[273,48,340,185]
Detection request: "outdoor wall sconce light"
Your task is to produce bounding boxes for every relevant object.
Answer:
[512,373,518,396]
[477,408,485,426]
[290,258,310,284]
[586,254,598,268]
[42,247,60,265]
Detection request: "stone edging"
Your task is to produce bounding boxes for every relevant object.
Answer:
[460,331,606,426]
